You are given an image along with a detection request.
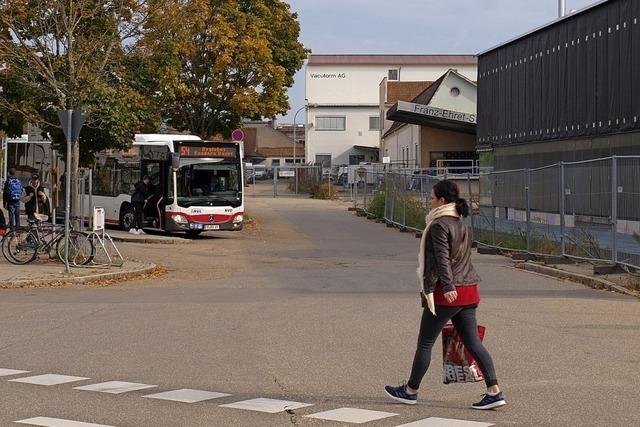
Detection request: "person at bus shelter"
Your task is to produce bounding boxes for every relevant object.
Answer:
[130,175,151,235]
[2,167,23,230]
[23,174,50,221]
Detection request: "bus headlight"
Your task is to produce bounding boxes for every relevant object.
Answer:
[172,214,188,224]
[233,214,244,223]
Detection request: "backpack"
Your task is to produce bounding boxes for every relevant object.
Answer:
[7,177,23,202]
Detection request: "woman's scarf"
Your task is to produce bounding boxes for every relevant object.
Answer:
[417,202,460,315]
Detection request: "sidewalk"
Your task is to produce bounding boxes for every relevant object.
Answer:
[1,259,157,288]
[515,258,640,297]
[107,229,189,244]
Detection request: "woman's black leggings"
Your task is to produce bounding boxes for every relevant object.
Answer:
[408,305,498,390]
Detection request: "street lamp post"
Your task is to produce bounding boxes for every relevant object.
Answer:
[292,105,306,194]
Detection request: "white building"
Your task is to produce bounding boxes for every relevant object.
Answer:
[382,69,478,170]
[305,54,477,170]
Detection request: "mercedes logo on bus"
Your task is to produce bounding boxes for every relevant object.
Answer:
[209,215,215,223]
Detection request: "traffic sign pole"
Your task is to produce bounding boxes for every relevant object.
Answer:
[58,109,86,273]
[64,110,72,272]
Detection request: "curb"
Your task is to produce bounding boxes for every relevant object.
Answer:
[110,235,185,245]
[1,263,159,288]
[514,261,639,298]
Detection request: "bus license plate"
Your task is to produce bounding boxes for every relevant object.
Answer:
[205,224,220,230]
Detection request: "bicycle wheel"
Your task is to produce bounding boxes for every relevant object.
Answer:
[3,229,39,264]
[56,231,95,265]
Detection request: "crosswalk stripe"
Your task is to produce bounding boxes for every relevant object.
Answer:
[0,368,30,377]
[305,408,399,424]
[394,417,495,427]
[15,416,116,427]
[9,374,90,386]
[143,388,231,403]
[219,398,313,413]
[74,381,156,394]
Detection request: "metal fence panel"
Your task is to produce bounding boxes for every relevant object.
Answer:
[374,156,640,270]
[528,165,562,256]
[563,158,613,263]
[616,157,640,268]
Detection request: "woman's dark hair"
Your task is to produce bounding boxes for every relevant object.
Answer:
[432,179,470,217]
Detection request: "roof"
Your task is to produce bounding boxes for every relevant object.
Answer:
[412,73,447,106]
[308,54,477,66]
[383,69,477,137]
[353,145,379,151]
[478,0,609,56]
[134,134,201,143]
[383,74,446,138]
[241,123,303,159]
[386,81,433,105]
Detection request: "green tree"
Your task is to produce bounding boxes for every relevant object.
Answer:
[144,0,308,138]
[0,0,162,216]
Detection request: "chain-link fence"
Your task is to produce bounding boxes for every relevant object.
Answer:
[245,165,323,197]
[353,170,476,232]
[352,156,640,270]
[472,156,640,269]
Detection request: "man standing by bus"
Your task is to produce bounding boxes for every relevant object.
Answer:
[130,175,150,234]
[2,167,23,230]
[23,174,50,221]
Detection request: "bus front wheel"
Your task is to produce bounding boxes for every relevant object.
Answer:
[120,205,136,231]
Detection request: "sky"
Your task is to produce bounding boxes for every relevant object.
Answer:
[278,0,599,122]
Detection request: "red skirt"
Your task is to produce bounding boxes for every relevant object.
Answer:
[434,284,480,307]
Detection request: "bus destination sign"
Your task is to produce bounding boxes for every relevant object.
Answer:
[179,145,237,159]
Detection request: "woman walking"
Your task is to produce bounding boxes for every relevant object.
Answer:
[384,180,506,410]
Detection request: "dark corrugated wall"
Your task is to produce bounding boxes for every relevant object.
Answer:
[478,0,640,148]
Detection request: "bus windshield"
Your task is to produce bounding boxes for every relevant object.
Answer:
[176,162,241,207]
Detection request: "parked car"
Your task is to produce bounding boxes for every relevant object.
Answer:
[253,165,268,180]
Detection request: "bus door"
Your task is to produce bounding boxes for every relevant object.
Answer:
[141,148,170,230]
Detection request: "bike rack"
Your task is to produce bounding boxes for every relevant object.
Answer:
[73,207,124,268]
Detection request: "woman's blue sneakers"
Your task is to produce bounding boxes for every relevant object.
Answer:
[472,392,507,410]
[384,384,418,405]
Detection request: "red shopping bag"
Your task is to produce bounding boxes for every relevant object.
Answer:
[442,323,486,384]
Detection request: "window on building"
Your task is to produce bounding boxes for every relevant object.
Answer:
[388,69,399,81]
[315,154,332,169]
[271,159,280,166]
[349,155,365,165]
[316,116,346,131]
[369,116,380,131]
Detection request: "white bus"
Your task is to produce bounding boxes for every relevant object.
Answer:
[88,134,245,235]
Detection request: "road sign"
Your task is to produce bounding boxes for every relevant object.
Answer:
[279,170,295,178]
[232,129,244,141]
[57,109,86,273]
[57,109,86,143]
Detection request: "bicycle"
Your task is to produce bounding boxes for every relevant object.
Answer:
[1,215,95,266]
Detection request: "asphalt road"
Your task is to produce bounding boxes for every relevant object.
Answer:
[0,196,638,427]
